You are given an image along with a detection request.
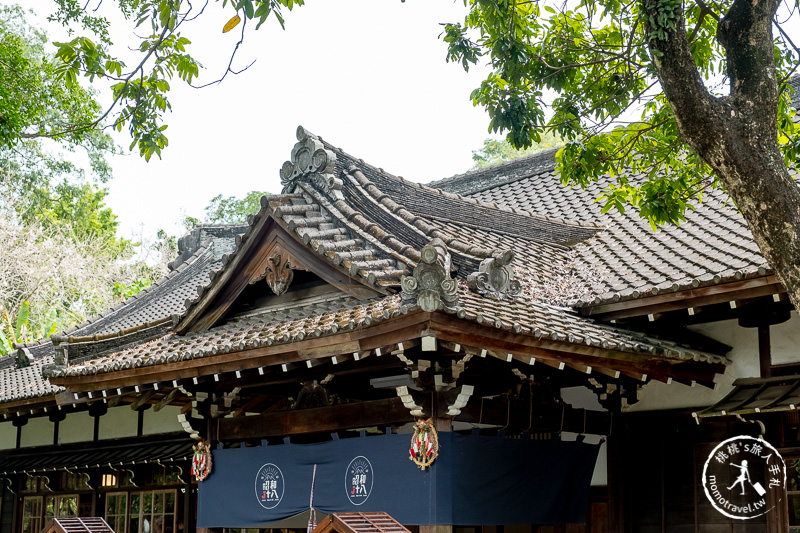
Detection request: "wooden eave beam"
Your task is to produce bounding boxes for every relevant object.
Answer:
[454,397,612,435]
[177,216,384,334]
[580,275,785,320]
[49,311,433,392]
[217,397,414,440]
[0,396,59,416]
[429,313,725,385]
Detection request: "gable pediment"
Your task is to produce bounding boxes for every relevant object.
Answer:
[176,196,409,334]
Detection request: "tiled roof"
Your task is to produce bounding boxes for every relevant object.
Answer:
[430,79,800,308]
[178,134,587,328]
[53,283,725,379]
[64,239,223,338]
[430,147,769,307]
[46,126,731,388]
[329,142,602,247]
[0,355,62,403]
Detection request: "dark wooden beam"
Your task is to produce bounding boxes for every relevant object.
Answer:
[454,397,612,435]
[153,388,180,412]
[217,397,415,440]
[759,324,772,378]
[580,275,784,320]
[129,389,156,410]
[430,314,726,385]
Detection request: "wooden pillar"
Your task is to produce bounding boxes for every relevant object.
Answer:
[420,526,453,533]
[759,324,772,378]
[418,394,453,533]
[606,415,627,533]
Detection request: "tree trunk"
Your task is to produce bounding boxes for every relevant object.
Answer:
[642,0,800,312]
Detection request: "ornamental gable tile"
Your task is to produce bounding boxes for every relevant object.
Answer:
[280,126,341,199]
[467,250,522,300]
[401,239,460,312]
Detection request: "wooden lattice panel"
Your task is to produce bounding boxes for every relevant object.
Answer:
[312,512,410,533]
[42,517,115,533]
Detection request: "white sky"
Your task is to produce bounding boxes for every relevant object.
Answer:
[18,0,495,240]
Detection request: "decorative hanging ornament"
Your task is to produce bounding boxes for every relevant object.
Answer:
[409,418,439,470]
[192,440,213,482]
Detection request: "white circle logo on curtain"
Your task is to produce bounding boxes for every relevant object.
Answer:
[701,435,785,520]
[345,456,374,505]
[255,463,285,509]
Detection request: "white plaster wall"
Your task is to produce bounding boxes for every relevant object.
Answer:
[770,311,800,365]
[561,386,607,485]
[58,411,95,444]
[98,406,138,439]
[625,312,799,413]
[142,405,182,435]
[19,416,53,448]
[0,421,16,450]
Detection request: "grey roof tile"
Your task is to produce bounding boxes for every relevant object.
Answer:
[50,285,727,379]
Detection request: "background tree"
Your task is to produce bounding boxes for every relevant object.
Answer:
[471,134,562,168]
[203,190,270,224]
[0,4,115,182]
[30,0,800,311]
[0,5,170,354]
[0,214,163,355]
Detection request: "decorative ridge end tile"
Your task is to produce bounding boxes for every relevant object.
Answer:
[401,238,460,313]
[466,250,523,300]
[280,126,341,199]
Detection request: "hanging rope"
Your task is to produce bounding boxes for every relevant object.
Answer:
[524,383,533,434]
[501,397,511,431]
[307,464,318,533]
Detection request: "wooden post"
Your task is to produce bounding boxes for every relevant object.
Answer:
[418,394,453,533]
[759,324,771,378]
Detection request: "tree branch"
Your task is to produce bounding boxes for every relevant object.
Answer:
[641,0,722,156]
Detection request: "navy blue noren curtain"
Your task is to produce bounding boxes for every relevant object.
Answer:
[198,432,599,527]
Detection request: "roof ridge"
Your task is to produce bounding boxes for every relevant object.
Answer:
[341,166,496,260]
[322,140,601,230]
[429,147,560,187]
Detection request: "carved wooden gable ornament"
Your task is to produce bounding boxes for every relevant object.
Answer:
[264,253,293,296]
